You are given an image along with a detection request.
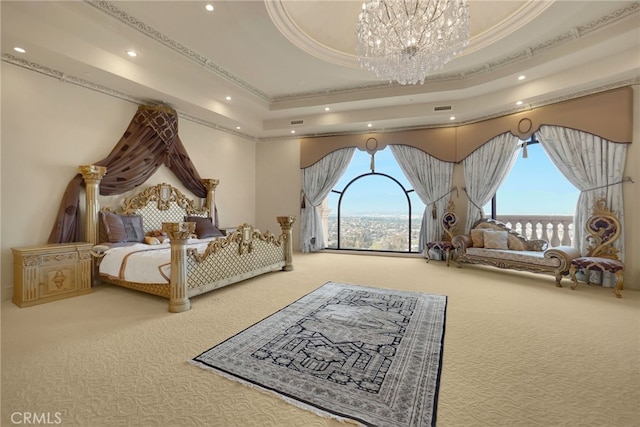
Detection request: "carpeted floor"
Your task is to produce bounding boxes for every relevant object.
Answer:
[2,252,639,426]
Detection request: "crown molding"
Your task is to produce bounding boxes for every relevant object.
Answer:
[4,53,637,143]
[85,0,638,104]
[265,0,555,66]
[86,0,271,103]
[1,54,258,142]
[259,77,640,142]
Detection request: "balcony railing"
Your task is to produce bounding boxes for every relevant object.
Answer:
[493,215,574,247]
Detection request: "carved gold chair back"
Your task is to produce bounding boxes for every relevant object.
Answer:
[583,198,621,260]
[569,198,624,298]
[441,200,458,241]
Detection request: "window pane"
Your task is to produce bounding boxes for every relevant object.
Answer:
[326,148,423,252]
[339,175,410,251]
[487,142,579,244]
[497,143,578,215]
[409,192,425,252]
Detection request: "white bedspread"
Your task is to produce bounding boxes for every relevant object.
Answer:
[99,238,217,284]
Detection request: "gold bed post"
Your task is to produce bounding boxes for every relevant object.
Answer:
[79,165,107,245]
[277,216,296,271]
[202,179,219,219]
[162,222,196,313]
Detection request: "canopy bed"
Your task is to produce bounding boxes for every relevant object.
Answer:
[47,105,294,313]
[81,165,295,313]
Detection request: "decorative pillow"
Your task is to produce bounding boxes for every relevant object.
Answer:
[470,229,485,247]
[101,211,145,243]
[507,235,528,251]
[146,229,169,244]
[144,236,163,245]
[483,230,509,250]
[184,216,224,239]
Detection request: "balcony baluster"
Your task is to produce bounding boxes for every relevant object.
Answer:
[494,215,574,247]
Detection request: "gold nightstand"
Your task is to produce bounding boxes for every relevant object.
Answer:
[12,242,93,307]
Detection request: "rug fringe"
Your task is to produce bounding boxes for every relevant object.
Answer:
[188,360,361,426]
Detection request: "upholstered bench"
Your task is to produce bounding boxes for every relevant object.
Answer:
[452,219,580,287]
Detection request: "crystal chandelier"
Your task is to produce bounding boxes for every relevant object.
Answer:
[356,0,469,85]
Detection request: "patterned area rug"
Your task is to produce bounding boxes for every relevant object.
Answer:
[191,282,447,427]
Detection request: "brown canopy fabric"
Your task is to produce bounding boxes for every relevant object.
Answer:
[48,105,210,244]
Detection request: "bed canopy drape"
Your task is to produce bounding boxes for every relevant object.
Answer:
[48,105,210,244]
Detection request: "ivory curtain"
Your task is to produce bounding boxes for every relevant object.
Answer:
[300,148,355,252]
[48,105,209,244]
[389,144,454,251]
[462,132,520,233]
[537,125,627,262]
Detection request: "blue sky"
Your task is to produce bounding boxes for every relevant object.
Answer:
[328,144,579,215]
[491,142,578,215]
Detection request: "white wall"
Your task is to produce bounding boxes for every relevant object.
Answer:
[255,140,301,246]
[1,63,256,299]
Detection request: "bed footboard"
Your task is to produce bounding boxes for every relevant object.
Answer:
[163,216,295,313]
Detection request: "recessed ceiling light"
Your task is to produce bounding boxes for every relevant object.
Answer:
[290,130,296,134]
[236,126,241,130]
[205,4,214,12]
[225,96,232,101]
[449,116,456,121]
[126,50,138,57]
[367,123,373,128]
[13,47,26,53]
[516,100,524,106]
[518,75,526,81]
[324,107,330,112]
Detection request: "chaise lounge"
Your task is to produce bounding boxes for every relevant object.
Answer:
[452,219,580,287]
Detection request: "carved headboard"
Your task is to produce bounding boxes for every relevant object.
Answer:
[98,183,210,243]
[79,164,219,245]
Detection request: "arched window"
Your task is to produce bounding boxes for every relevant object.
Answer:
[325,148,425,252]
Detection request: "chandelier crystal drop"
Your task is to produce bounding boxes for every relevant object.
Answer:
[356,0,469,85]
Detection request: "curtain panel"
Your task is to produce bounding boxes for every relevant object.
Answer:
[48,105,208,244]
[300,147,355,253]
[389,145,454,251]
[462,132,520,233]
[537,125,627,264]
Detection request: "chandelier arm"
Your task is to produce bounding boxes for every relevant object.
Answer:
[414,4,438,48]
[406,0,417,18]
[428,3,448,36]
[407,0,423,48]
[384,2,410,50]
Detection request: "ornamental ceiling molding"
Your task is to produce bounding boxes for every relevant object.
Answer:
[1,54,258,142]
[2,54,640,142]
[265,0,553,67]
[270,2,640,99]
[447,76,640,129]
[1,54,141,104]
[3,56,637,143]
[86,0,638,103]
[86,0,271,103]
[260,77,640,142]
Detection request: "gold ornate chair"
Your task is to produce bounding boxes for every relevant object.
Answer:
[569,199,624,298]
[425,200,458,267]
